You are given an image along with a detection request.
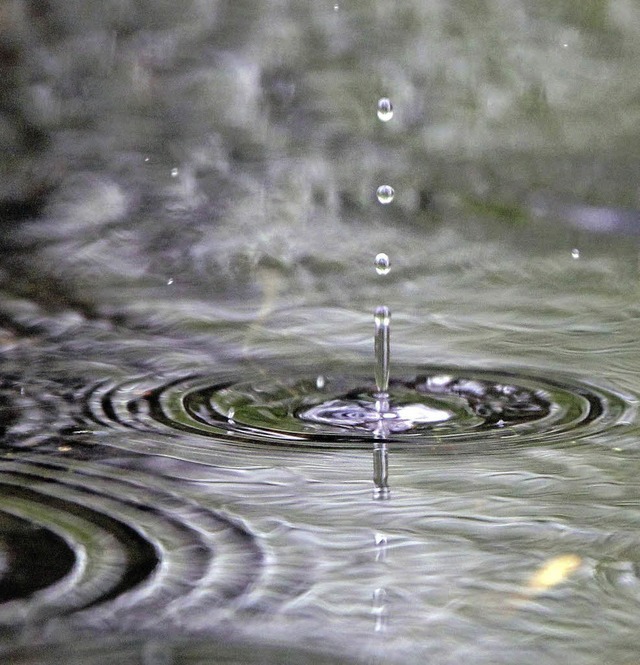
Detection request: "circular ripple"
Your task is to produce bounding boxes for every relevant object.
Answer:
[81,366,632,451]
[163,369,625,449]
[0,455,264,628]
[0,511,75,603]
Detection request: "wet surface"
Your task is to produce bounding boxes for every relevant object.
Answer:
[3,1,640,664]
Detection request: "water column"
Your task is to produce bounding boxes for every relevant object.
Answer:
[372,302,391,499]
[371,96,395,502]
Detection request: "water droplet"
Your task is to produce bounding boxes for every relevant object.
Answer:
[316,375,326,390]
[144,157,150,163]
[171,168,179,178]
[376,98,393,122]
[376,185,395,204]
[374,253,390,276]
[333,3,339,10]
[166,278,174,285]
[571,248,580,259]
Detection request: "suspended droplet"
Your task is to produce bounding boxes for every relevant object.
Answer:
[171,167,179,178]
[316,375,326,390]
[374,253,390,276]
[376,98,393,122]
[166,277,174,285]
[571,248,580,259]
[376,185,395,204]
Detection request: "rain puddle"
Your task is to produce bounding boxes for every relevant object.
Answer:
[3,2,640,664]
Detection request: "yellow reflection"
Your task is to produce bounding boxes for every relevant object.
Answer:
[526,554,582,594]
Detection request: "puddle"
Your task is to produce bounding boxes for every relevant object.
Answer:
[3,1,640,664]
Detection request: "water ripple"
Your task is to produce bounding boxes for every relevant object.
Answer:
[70,366,631,453]
[0,456,264,629]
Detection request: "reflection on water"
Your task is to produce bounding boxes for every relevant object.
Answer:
[3,1,640,664]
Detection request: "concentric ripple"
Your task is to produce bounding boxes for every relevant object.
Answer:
[0,455,264,628]
[76,366,632,451]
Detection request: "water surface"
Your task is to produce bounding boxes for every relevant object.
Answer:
[2,1,640,663]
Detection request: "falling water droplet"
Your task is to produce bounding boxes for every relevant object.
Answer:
[166,278,174,285]
[374,253,390,276]
[171,168,179,178]
[571,248,580,260]
[316,375,326,390]
[374,306,391,396]
[333,3,339,10]
[376,185,395,204]
[376,98,393,122]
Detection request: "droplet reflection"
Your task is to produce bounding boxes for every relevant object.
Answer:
[376,98,393,122]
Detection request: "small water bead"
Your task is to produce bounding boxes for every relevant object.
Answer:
[171,168,179,178]
[571,248,580,259]
[374,253,390,276]
[376,185,395,204]
[376,98,393,122]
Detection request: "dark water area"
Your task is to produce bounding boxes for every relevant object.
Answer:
[3,1,640,663]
